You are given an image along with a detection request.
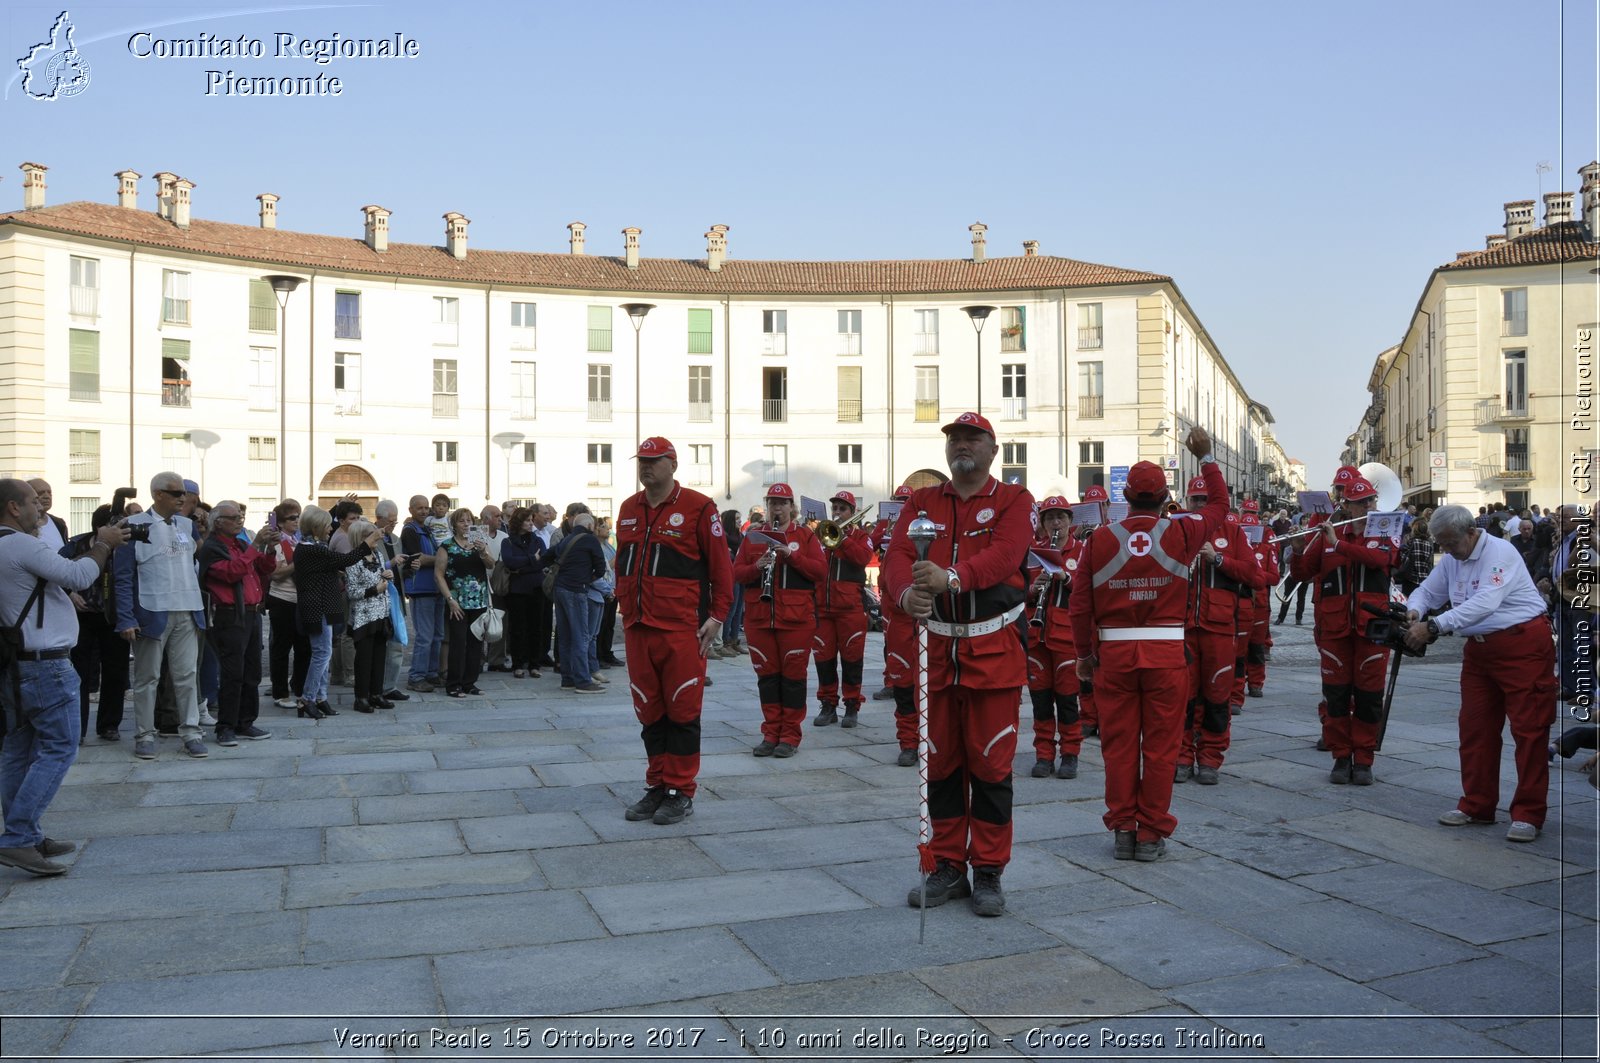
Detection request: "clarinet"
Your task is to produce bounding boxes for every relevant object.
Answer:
[1029,530,1063,628]
[758,526,779,603]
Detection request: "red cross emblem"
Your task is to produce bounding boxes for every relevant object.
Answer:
[1127,531,1153,556]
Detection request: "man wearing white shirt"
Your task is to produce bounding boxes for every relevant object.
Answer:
[1404,505,1558,842]
[479,506,510,670]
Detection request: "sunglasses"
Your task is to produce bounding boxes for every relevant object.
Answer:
[157,488,186,498]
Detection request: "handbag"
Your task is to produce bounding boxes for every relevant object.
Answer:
[541,537,575,597]
[489,559,511,596]
[470,606,504,642]
[387,582,409,647]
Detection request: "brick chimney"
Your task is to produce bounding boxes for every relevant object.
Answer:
[1581,161,1600,241]
[115,169,140,210]
[153,172,177,220]
[969,221,988,263]
[19,162,46,211]
[444,212,469,260]
[171,178,194,228]
[362,205,390,253]
[1486,233,1507,249]
[707,223,729,272]
[623,226,641,270]
[257,192,278,229]
[1503,200,1534,239]
[1022,239,1039,257]
[568,221,586,255]
[1543,191,1574,226]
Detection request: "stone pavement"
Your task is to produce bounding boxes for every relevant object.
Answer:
[0,620,1595,1062]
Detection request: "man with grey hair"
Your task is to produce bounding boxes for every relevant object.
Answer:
[114,472,209,760]
[196,501,279,746]
[1404,504,1557,843]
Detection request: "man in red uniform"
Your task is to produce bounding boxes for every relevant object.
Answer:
[883,412,1034,917]
[1177,481,1263,786]
[732,484,826,758]
[1025,496,1086,779]
[812,491,875,729]
[1241,512,1278,698]
[615,437,734,825]
[1075,484,1110,739]
[872,484,919,764]
[1289,474,1396,785]
[1070,429,1228,862]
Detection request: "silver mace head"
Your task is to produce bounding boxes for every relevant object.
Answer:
[907,510,937,562]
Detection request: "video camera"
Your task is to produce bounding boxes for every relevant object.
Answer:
[110,487,150,543]
[1361,601,1425,658]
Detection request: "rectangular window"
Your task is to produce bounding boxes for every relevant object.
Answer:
[588,305,613,352]
[587,497,613,520]
[838,443,863,486]
[838,309,861,356]
[1077,440,1104,497]
[512,441,537,487]
[248,435,277,483]
[1001,363,1026,420]
[161,432,193,477]
[687,308,713,355]
[69,429,99,483]
[1001,442,1027,486]
[335,291,361,340]
[510,301,536,350]
[915,309,939,355]
[162,270,190,325]
[762,309,788,355]
[433,296,458,345]
[688,444,713,485]
[1506,427,1530,473]
[1001,306,1026,352]
[837,366,862,422]
[1078,361,1104,418]
[763,444,788,485]
[1078,302,1103,349]
[249,279,277,333]
[588,364,612,421]
[334,351,362,414]
[1502,288,1528,337]
[334,439,361,460]
[688,365,712,422]
[763,367,787,423]
[510,361,536,419]
[587,443,613,486]
[70,256,99,318]
[161,338,191,407]
[434,440,459,485]
[914,366,939,421]
[432,358,458,418]
[248,346,275,411]
[69,497,97,532]
[69,328,99,401]
[1504,349,1528,416]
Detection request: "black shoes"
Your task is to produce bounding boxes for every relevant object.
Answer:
[652,790,693,825]
[297,700,323,719]
[1113,830,1136,860]
[906,860,970,907]
[772,743,796,759]
[1195,764,1219,786]
[352,699,376,714]
[752,741,776,757]
[872,686,895,701]
[315,701,337,717]
[384,688,411,701]
[1329,757,1353,785]
[1056,754,1078,780]
[36,838,75,857]
[1133,837,1166,862]
[814,706,839,727]
[214,727,239,747]
[0,846,65,876]
[896,748,916,767]
[840,707,859,728]
[970,867,1005,917]
[624,786,667,821]
[1031,759,1054,778]
[1350,763,1374,786]
[1174,763,1193,783]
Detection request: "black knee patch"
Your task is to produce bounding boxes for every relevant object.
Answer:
[663,717,701,757]
[1234,657,1246,677]
[969,775,1014,826]
[1247,643,1267,665]
[757,673,782,706]
[640,716,670,757]
[893,686,915,716]
[1323,684,1353,717]
[841,658,863,687]
[929,770,967,820]
[779,676,807,711]
[1352,688,1384,724]
[814,659,838,687]
[1201,700,1231,734]
[1056,693,1080,726]
[1029,689,1055,723]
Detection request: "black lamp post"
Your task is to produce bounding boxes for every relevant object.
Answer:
[264,275,303,497]
[961,305,998,412]
[621,303,656,456]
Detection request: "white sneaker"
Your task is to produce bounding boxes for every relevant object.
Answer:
[274,696,298,710]
[1438,809,1494,827]
[592,672,610,684]
[199,709,217,727]
[1506,821,1539,843]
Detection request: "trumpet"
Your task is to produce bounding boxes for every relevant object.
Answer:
[817,504,876,549]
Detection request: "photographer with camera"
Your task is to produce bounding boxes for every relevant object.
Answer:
[65,489,139,742]
[1403,505,1558,843]
[0,478,129,875]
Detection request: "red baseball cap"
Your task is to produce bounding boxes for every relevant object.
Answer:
[1185,475,1209,497]
[1332,465,1361,486]
[766,482,795,500]
[1241,513,1262,526]
[829,490,858,509]
[1125,461,1169,501]
[1038,495,1071,514]
[941,411,995,439]
[1225,511,1239,524]
[893,484,914,501]
[1242,499,1260,512]
[1343,476,1379,501]
[1081,484,1109,503]
[634,436,676,460]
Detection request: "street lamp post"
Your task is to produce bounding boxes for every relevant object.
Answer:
[189,429,220,495]
[264,275,304,499]
[961,305,998,413]
[620,303,656,456]
[492,431,526,504]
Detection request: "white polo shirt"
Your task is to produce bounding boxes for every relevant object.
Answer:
[1404,528,1547,637]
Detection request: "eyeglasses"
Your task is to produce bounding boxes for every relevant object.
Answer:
[157,488,186,498]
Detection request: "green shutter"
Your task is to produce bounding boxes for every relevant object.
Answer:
[69,329,98,373]
[162,338,190,361]
[249,279,277,331]
[588,305,612,352]
[687,308,713,354]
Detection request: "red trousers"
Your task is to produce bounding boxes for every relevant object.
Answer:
[1027,642,1082,759]
[1229,627,1249,707]
[882,608,915,687]
[748,625,812,747]
[814,610,868,708]
[927,685,1020,869]
[1096,644,1187,841]
[1183,629,1235,768]
[624,624,708,796]
[1316,633,1390,765]
[1457,617,1559,827]
[1246,599,1270,689]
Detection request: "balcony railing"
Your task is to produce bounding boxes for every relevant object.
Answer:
[69,374,99,402]
[1001,395,1027,420]
[162,299,189,326]
[914,332,939,356]
[433,462,458,486]
[161,379,191,407]
[1077,326,1103,349]
[762,333,788,356]
[837,398,862,422]
[1474,459,1501,481]
[1000,329,1024,353]
[838,333,861,356]
[1475,396,1531,425]
[335,314,362,340]
[1501,313,1528,337]
[1505,449,1532,476]
[70,286,98,318]
[249,305,276,332]
[688,400,712,422]
[914,399,939,422]
[763,398,787,423]
[334,390,362,416]
[688,331,713,355]
[1078,394,1103,419]
[510,326,536,351]
[588,329,613,353]
[432,392,458,418]
[69,454,99,483]
[588,399,612,421]
[838,463,863,486]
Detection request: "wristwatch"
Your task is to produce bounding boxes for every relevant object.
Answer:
[945,568,962,594]
[1425,619,1441,639]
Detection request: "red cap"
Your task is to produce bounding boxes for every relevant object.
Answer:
[893,484,914,501]
[1038,495,1071,514]
[633,436,676,460]
[1332,465,1361,486]
[1242,499,1259,512]
[1185,475,1209,497]
[1343,476,1378,501]
[1225,512,1239,524]
[1241,513,1262,526]
[941,411,996,438]
[1125,461,1169,501]
[829,490,858,509]
[766,482,794,501]
[1081,484,1109,503]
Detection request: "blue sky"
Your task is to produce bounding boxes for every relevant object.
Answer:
[5,0,1596,486]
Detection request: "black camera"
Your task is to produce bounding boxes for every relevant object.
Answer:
[109,487,151,543]
[1362,601,1426,658]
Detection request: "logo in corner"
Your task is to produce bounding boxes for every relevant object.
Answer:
[18,11,91,101]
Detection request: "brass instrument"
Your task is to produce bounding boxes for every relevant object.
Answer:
[816,504,876,550]
[1029,530,1064,628]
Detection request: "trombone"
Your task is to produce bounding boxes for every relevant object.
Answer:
[817,504,876,549]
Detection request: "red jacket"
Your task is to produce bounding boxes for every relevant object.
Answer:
[1026,536,1084,654]
[1187,521,1266,635]
[880,476,1035,690]
[1291,522,1397,639]
[615,482,733,631]
[197,534,275,611]
[1250,535,1280,609]
[732,522,827,629]
[815,526,875,616]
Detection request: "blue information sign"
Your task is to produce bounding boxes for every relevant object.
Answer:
[1109,465,1129,504]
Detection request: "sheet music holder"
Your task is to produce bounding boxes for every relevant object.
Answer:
[1241,524,1265,545]
[799,495,827,522]
[1297,491,1335,515]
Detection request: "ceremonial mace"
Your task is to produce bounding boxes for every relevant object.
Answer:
[905,510,939,944]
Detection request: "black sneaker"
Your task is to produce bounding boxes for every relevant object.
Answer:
[1113,830,1136,860]
[652,790,693,825]
[36,838,76,857]
[970,867,1005,917]
[384,688,412,702]
[1030,759,1054,778]
[1133,837,1166,862]
[813,706,838,727]
[752,740,777,757]
[214,727,239,747]
[97,729,120,742]
[1056,754,1078,780]
[1173,762,1193,783]
[1082,724,1098,738]
[906,860,970,907]
[840,707,859,728]
[1329,757,1352,785]
[1350,763,1374,786]
[624,786,667,821]
[1230,703,1242,716]
[896,748,916,767]
[872,686,895,701]
[1195,764,1219,785]
[772,743,796,759]
[236,724,272,740]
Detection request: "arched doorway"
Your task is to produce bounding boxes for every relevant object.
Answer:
[317,464,379,513]
[902,468,949,491]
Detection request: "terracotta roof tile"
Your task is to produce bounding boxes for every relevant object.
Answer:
[0,201,1169,295]
[1442,221,1599,271]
